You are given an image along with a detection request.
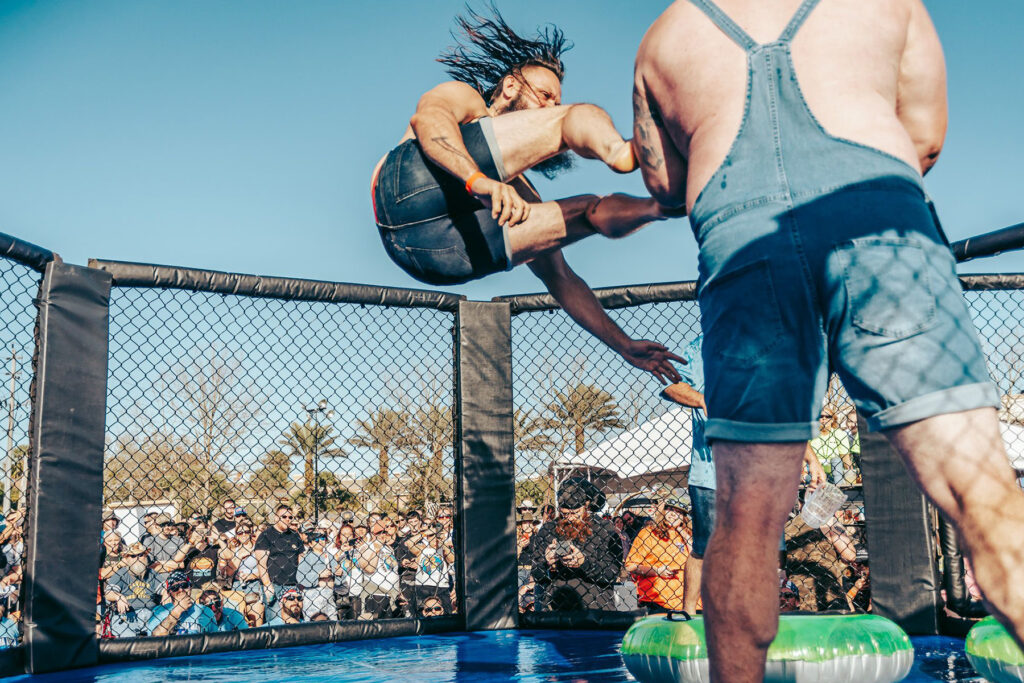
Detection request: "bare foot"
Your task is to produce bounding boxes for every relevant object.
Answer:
[607,140,639,173]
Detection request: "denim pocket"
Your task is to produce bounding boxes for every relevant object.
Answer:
[699,259,784,366]
[393,141,442,205]
[834,237,936,338]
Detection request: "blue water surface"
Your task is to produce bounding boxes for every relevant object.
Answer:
[1,632,987,682]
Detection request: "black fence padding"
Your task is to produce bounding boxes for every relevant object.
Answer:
[89,259,464,311]
[0,646,23,678]
[494,281,697,314]
[952,223,1024,263]
[455,301,517,630]
[959,273,1024,291]
[99,615,461,662]
[493,272,1024,317]
[24,263,111,672]
[0,232,57,273]
[858,412,940,634]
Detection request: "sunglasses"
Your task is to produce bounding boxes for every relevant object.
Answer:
[167,582,189,593]
[423,606,444,614]
[282,596,303,603]
[203,599,222,608]
[124,552,146,559]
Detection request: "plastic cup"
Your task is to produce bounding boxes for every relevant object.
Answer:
[800,482,846,528]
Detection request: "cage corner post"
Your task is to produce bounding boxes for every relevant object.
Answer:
[454,300,518,631]
[23,262,111,673]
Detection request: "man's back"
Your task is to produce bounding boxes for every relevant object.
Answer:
[636,0,946,210]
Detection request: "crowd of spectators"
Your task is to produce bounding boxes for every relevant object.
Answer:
[0,510,24,649]
[97,498,458,638]
[515,473,870,617]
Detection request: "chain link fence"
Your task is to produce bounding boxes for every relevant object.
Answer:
[99,283,459,638]
[509,278,1024,618]
[0,257,40,649]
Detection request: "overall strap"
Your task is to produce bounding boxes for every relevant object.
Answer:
[777,0,823,42]
[689,0,758,51]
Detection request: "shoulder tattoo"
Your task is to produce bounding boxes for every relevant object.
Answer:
[632,85,665,171]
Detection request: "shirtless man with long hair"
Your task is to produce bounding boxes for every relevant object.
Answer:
[372,6,682,384]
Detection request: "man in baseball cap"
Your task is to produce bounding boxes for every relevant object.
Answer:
[147,572,216,636]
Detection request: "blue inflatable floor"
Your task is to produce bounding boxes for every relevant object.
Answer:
[1,631,986,682]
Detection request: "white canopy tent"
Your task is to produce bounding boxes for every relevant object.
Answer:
[554,406,694,479]
[999,421,1024,470]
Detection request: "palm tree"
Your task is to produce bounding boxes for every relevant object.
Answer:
[514,408,556,453]
[279,419,345,511]
[541,383,626,456]
[348,409,417,487]
[412,403,453,504]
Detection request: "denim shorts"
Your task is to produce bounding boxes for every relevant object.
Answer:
[373,119,512,286]
[688,484,716,558]
[696,179,999,442]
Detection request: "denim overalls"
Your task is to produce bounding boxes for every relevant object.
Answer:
[686,0,997,441]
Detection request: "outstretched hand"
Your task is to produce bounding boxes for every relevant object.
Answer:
[471,176,531,227]
[620,339,685,384]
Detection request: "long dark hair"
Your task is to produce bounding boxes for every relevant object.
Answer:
[438,3,572,104]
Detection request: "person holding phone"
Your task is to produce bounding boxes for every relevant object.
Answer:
[530,478,622,612]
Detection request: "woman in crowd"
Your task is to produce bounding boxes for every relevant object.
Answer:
[332,523,363,620]
[358,520,401,619]
[411,524,455,614]
[220,520,261,611]
[625,496,692,613]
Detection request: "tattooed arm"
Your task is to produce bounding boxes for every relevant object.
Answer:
[632,75,688,210]
[410,80,530,226]
[411,81,489,182]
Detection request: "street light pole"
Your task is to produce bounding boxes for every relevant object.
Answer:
[304,399,334,525]
[4,345,22,515]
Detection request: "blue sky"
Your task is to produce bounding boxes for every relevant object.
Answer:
[1,0,1023,305]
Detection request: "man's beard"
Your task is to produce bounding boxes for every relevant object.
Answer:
[499,92,577,180]
[554,515,593,542]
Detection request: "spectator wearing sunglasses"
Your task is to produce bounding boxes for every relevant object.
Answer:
[419,595,445,619]
[255,504,304,619]
[265,587,305,626]
[410,525,455,615]
[358,520,401,619]
[148,572,217,636]
[222,523,259,593]
[104,542,162,637]
[199,589,248,632]
[147,515,184,584]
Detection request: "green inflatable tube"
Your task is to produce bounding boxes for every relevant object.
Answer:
[621,613,913,683]
[966,616,1024,683]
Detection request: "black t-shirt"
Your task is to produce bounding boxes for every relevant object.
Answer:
[213,519,235,535]
[395,535,418,581]
[255,526,303,585]
[184,545,221,588]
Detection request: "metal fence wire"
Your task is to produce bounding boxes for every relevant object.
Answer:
[510,278,1024,617]
[99,285,459,638]
[0,257,39,648]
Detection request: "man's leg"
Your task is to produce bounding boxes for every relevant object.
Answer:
[886,407,1024,650]
[488,104,635,178]
[702,441,806,683]
[506,194,674,265]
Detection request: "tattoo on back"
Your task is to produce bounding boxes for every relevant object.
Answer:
[633,86,665,171]
[430,136,472,164]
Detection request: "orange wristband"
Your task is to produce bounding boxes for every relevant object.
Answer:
[465,171,487,195]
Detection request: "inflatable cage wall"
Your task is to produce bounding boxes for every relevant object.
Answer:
[0,224,1022,676]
